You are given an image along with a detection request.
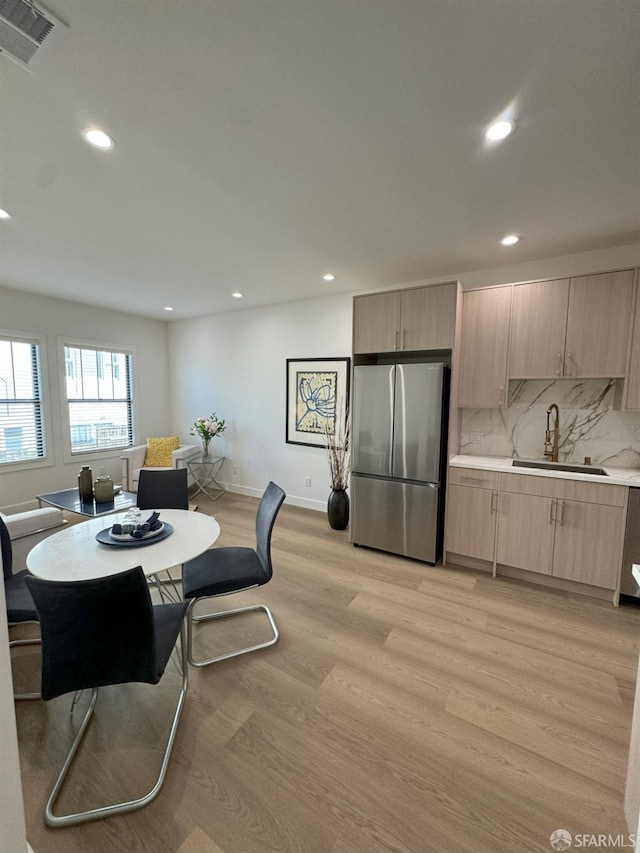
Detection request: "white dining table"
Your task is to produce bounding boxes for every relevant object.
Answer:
[26,509,220,582]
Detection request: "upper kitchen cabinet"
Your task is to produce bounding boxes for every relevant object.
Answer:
[353,291,401,353]
[458,286,511,408]
[565,270,634,378]
[509,270,634,379]
[509,279,570,378]
[625,271,640,410]
[353,283,456,354]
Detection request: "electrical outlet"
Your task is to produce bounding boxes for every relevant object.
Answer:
[232,465,238,476]
[305,476,312,487]
[470,432,483,443]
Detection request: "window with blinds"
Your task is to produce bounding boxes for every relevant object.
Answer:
[64,345,134,454]
[0,336,45,464]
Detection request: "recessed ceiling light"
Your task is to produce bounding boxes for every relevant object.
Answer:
[322,273,336,282]
[0,208,11,219]
[485,120,514,141]
[82,128,115,150]
[501,234,520,246]
[164,305,174,312]
[232,292,243,299]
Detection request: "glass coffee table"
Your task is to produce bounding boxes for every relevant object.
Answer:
[37,487,137,518]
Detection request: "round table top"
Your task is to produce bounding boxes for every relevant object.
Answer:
[26,508,220,581]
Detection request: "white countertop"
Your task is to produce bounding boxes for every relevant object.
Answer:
[450,455,640,487]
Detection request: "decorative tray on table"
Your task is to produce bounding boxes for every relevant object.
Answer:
[95,511,174,548]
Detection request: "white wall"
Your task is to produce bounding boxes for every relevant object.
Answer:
[168,291,355,510]
[0,286,172,512]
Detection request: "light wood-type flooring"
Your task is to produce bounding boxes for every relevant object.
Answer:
[11,491,640,853]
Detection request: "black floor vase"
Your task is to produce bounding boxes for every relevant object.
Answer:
[327,488,349,530]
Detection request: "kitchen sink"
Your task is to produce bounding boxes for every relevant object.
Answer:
[512,460,608,476]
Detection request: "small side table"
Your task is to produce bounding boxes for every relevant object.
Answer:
[187,455,226,501]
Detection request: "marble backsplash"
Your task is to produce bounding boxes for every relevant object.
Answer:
[459,379,640,469]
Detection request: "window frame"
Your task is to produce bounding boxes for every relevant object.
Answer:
[0,328,53,472]
[58,337,137,463]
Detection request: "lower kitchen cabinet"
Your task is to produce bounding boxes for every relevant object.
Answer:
[497,474,627,590]
[445,468,498,563]
[446,466,628,596]
[551,499,625,588]
[495,491,554,575]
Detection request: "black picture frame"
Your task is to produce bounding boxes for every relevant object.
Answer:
[286,357,350,447]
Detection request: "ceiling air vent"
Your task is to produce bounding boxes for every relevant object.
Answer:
[0,0,68,72]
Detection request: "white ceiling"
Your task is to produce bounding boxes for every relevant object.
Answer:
[1,0,639,321]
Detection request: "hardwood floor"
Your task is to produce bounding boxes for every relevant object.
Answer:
[12,491,640,853]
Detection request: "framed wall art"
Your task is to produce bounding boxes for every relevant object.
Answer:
[286,357,350,447]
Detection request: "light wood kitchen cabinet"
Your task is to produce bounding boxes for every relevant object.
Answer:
[565,270,634,378]
[508,279,570,378]
[353,291,400,353]
[353,283,456,354]
[497,473,627,590]
[552,499,626,588]
[458,286,511,408]
[445,468,498,562]
[623,271,640,410]
[495,491,555,574]
[508,270,634,380]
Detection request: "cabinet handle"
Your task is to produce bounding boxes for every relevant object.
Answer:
[497,385,504,408]
[558,500,565,526]
[549,499,555,524]
[565,352,574,377]
[394,330,400,351]
[461,476,485,483]
[490,491,497,513]
[402,329,407,349]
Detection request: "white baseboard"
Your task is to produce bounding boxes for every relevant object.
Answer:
[221,483,326,513]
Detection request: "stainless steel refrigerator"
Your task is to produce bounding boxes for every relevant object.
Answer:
[350,362,448,564]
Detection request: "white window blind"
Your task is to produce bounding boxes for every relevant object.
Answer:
[64,345,133,454]
[0,336,45,464]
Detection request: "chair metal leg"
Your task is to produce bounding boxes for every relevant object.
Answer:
[44,625,189,828]
[9,634,42,700]
[186,597,279,667]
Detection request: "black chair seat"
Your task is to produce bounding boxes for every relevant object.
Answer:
[181,481,286,667]
[183,547,269,599]
[5,568,38,623]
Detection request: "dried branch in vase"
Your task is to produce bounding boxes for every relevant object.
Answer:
[323,405,350,491]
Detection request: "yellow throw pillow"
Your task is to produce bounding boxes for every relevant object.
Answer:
[144,436,180,467]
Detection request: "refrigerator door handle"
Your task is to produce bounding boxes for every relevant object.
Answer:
[388,366,395,473]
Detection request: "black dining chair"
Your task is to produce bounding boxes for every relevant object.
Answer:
[1,513,41,700]
[136,467,190,597]
[182,481,285,667]
[25,565,189,828]
[136,467,189,510]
